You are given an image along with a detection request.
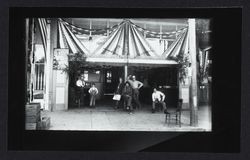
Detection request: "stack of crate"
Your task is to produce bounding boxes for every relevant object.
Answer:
[37,117,51,130]
[25,103,41,130]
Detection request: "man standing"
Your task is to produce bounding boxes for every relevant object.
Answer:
[88,83,98,108]
[76,74,85,107]
[127,75,143,109]
[122,82,133,114]
[114,77,124,109]
[152,88,167,113]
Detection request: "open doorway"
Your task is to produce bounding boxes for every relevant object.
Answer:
[68,63,179,109]
[127,66,179,106]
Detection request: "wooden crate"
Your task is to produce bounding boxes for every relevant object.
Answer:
[25,123,37,130]
[37,117,51,130]
[25,103,41,123]
[25,103,40,115]
[26,114,41,123]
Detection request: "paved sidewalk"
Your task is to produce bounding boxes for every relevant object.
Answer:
[42,105,211,131]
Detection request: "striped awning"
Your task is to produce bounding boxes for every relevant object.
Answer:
[90,20,160,60]
[37,18,48,60]
[56,18,187,65]
[161,28,189,61]
[57,19,90,55]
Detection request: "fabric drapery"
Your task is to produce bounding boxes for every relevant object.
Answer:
[161,28,189,60]
[57,19,90,55]
[37,18,48,60]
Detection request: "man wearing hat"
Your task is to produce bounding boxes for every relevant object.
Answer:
[76,74,86,107]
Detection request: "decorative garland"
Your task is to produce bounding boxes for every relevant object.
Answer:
[59,18,188,39]
[59,18,122,33]
[129,20,187,36]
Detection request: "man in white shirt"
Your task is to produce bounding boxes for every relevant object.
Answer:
[76,74,86,88]
[152,88,167,113]
[76,74,85,107]
[88,83,98,107]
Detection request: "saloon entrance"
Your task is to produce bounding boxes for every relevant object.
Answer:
[68,63,178,109]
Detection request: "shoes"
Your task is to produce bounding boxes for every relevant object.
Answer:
[129,110,133,114]
[152,109,155,113]
[164,109,169,114]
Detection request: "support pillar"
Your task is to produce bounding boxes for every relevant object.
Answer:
[124,65,128,81]
[25,18,29,103]
[44,19,51,110]
[48,19,58,111]
[107,20,110,36]
[188,19,198,126]
[29,18,35,102]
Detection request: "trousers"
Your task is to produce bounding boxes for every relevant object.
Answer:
[133,88,141,108]
[90,95,96,107]
[152,101,167,110]
[123,95,132,110]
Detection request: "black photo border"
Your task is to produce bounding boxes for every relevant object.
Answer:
[7,7,241,153]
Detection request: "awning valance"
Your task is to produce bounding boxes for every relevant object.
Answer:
[86,57,177,66]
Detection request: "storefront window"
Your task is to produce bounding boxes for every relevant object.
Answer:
[84,71,88,81]
[106,71,112,83]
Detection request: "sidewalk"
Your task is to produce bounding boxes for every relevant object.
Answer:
[42,105,211,131]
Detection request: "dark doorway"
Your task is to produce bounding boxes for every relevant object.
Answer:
[128,66,179,106]
[103,67,123,94]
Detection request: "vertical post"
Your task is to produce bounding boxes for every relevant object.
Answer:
[188,19,198,126]
[25,18,30,103]
[124,65,128,81]
[89,20,92,37]
[124,21,129,80]
[30,18,35,102]
[107,20,110,36]
[44,19,51,110]
[160,24,162,40]
[49,19,58,111]
[144,24,147,38]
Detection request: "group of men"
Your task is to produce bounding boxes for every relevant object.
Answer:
[76,74,168,114]
[114,75,167,114]
[114,75,143,113]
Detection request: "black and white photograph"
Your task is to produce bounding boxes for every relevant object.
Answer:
[24,18,212,132]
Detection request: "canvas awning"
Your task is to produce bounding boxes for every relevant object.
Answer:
[57,19,90,55]
[86,57,177,67]
[88,20,178,65]
[161,28,189,60]
[57,18,189,66]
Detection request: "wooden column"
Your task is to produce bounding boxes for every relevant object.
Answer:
[144,24,147,38]
[124,65,128,81]
[44,19,51,110]
[124,21,129,80]
[160,24,162,40]
[30,18,35,102]
[107,20,110,36]
[89,20,92,37]
[49,19,58,111]
[175,25,178,38]
[25,18,30,103]
[188,19,198,126]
